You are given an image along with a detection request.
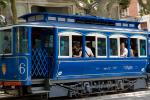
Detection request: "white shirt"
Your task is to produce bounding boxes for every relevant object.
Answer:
[85,46,94,57]
[120,48,128,57]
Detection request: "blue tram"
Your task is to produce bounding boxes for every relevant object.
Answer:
[0,13,149,97]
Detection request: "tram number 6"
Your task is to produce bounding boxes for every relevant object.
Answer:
[19,63,26,75]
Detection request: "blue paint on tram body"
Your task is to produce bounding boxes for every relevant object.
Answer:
[0,12,149,97]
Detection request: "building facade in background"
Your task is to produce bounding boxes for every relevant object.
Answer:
[3,0,127,24]
[3,0,81,24]
[121,0,150,31]
[1,0,150,32]
[121,0,140,18]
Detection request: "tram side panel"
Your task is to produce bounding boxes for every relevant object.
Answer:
[55,59,148,80]
[0,56,30,85]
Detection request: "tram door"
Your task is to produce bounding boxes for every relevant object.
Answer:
[31,27,54,79]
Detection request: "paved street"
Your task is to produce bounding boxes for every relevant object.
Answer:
[72,90,150,100]
[1,89,150,100]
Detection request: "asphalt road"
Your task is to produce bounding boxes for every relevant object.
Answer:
[72,90,150,100]
[1,89,150,100]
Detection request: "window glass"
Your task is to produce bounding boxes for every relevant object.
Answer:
[72,36,82,57]
[131,38,139,57]
[148,40,150,55]
[110,38,118,56]
[97,38,106,56]
[60,36,69,56]
[16,27,28,53]
[140,39,146,56]
[0,29,12,54]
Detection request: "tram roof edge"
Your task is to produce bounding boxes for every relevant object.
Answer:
[19,12,140,29]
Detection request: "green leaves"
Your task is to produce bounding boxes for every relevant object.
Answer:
[138,0,150,15]
[83,0,95,4]
[0,0,8,8]
[119,0,130,9]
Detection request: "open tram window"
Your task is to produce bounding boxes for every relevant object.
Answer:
[72,35,82,57]
[59,32,82,58]
[32,31,41,49]
[0,29,12,54]
[120,37,128,57]
[86,36,95,57]
[131,38,138,57]
[130,36,147,57]
[16,27,28,53]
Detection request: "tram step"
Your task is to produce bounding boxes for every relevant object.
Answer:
[32,79,45,85]
[32,90,50,94]
[31,79,49,94]
[31,87,49,94]
[31,87,46,91]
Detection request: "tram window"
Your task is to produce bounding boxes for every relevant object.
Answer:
[110,38,118,56]
[86,36,95,57]
[149,40,150,55]
[131,38,138,57]
[120,38,128,57]
[0,29,12,54]
[16,27,28,53]
[72,36,82,57]
[97,38,106,56]
[140,39,146,56]
[60,36,69,56]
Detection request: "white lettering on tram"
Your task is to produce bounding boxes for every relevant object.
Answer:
[19,63,26,75]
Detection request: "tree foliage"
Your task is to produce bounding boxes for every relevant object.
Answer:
[10,0,17,24]
[138,0,150,15]
[0,0,8,8]
[119,0,130,9]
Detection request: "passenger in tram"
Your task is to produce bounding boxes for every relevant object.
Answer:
[72,43,82,57]
[130,47,134,57]
[72,42,94,57]
[120,42,128,57]
[85,42,94,57]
